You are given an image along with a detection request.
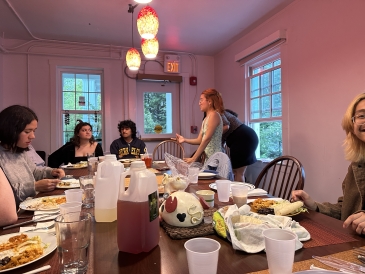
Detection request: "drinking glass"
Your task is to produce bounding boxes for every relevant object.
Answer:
[79,175,95,208]
[55,212,92,274]
[215,180,231,202]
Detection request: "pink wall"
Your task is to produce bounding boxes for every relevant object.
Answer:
[0,41,214,159]
[215,0,365,202]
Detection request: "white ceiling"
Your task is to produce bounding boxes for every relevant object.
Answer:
[0,0,295,56]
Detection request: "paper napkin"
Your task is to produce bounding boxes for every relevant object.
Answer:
[247,188,268,197]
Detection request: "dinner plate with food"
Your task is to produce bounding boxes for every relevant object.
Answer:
[0,232,57,272]
[56,179,80,189]
[61,162,88,169]
[249,198,307,216]
[19,195,66,211]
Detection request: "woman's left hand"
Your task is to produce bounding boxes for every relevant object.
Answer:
[51,168,65,178]
[343,212,365,235]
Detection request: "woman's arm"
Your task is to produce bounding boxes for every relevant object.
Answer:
[0,168,17,226]
[221,114,230,134]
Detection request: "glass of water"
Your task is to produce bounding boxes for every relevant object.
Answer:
[79,175,95,208]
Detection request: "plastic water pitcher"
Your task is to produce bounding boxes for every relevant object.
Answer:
[117,161,160,254]
[95,154,124,222]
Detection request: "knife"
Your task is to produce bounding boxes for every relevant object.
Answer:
[3,214,55,230]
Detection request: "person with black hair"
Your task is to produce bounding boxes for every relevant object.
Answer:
[110,120,146,159]
[0,105,65,207]
[48,120,103,168]
[221,109,258,182]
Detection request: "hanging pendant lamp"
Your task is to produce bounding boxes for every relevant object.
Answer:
[126,4,141,71]
[141,37,159,59]
[137,6,159,39]
[126,48,141,70]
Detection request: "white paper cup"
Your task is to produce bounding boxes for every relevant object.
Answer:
[59,202,82,221]
[64,189,83,203]
[263,228,297,274]
[196,190,215,207]
[231,185,249,208]
[215,180,231,202]
[184,238,221,274]
[188,167,200,184]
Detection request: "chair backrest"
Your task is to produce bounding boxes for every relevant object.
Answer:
[191,150,207,164]
[223,143,230,159]
[153,140,185,161]
[254,155,305,200]
[202,152,234,180]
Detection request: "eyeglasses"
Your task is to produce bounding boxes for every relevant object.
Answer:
[352,114,365,125]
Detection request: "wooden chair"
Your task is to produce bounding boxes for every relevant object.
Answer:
[254,155,305,200]
[223,143,230,159]
[153,140,185,161]
[190,150,207,164]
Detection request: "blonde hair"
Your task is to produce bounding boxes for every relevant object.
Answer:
[202,88,225,114]
[342,93,365,162]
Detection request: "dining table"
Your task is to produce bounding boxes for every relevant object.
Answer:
[2,168,365,274]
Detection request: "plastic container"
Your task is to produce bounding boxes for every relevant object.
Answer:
[95,154,124,222]
[117,160,159,254]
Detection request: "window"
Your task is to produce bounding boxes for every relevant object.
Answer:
[61,71,103,145]
[136,81,180,139]
[246,51,282,159]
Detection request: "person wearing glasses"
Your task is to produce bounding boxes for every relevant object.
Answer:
[292,93,365,235]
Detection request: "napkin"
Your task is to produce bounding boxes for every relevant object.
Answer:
[19,221,55,233]
[248,188,268,197]
[32,210,59,221]
[218,205,310,253]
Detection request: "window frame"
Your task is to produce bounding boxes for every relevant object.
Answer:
[136,80,181,140]
[58,68,104,146]
[244,48,283,160]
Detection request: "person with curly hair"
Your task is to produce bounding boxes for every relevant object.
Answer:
[110,119,146,159]
[292,93,365,235]
[0,105,65,207]
[48,120,103,168]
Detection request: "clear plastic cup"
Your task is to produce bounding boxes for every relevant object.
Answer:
[215,180,231,202]
[263,228,297,274]
[188,167,200,184]
[184,237,221,274]
[64,189,83,203]
[231,185,249,208]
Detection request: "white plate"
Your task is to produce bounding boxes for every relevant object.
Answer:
[198,172,217,179]
[60,164,87,169]
[293,271,341,274]
[56,179,80,189]
[19,195,66,211]
[153,161,166,164]
[0,232,57,272]
[209,182,256,191]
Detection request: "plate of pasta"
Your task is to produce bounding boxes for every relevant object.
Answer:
[0,232,56,272]
[19,195,66,211]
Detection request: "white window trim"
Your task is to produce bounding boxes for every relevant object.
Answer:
[49,59,112,153]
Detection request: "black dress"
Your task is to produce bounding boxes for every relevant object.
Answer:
[48,142,104,168]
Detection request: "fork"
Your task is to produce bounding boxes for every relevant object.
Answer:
[24,223,55,233]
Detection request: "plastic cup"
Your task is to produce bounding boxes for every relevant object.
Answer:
[184,237,221,274]
[215,180,231,202]
[196,190,215,208]
[263,228,297,274]
[231,185,249,208]
[64,189,83,203]
[188,167,200,184]
[141,153,152,168]
[59,202,82,222]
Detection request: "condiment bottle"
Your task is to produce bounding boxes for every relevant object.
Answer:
[117,161,159,254]
[95,154,123,222]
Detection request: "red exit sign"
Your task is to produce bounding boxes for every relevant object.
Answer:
[164,55,180,73]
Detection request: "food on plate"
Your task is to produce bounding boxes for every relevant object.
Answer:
[0,234,47,270]
[231,215,263,225]
[249,198,307,216]
[26,196,66,210]
[272,201,304,216]
[58,181,71,187]
[66,162,87,168]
